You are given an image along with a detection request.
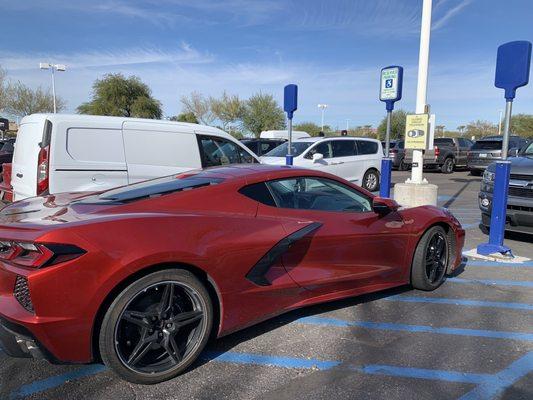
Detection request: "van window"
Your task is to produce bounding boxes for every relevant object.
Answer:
[67,128,125,163]
[197,135,255,167]
[332,140,357,157]
[356,140,378,155]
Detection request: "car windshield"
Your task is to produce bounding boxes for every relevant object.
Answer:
[522,142,533,155]
[0,142,14,152]
[264,142,313,157]
[77,172,224,204]
[471,140,502,150]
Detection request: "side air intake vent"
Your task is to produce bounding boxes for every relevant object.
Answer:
[14,275,34,313]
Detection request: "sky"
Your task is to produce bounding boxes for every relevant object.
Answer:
[1,0,533,130]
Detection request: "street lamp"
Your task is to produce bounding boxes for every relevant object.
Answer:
[39,62,66,113]
[317,104,328,131]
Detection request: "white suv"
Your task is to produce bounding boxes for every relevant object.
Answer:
[260,137,383,192]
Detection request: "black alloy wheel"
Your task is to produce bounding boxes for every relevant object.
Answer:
[411,226,449,291]
[100,270,213,384]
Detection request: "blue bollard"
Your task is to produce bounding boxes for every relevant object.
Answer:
[285,154,294,166]
[477,161,512,256]
[379,158,392,198]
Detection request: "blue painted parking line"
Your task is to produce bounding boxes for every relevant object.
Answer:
[449,277,533,288]
[459,352,533,400]
[465,260,533,268]
[383,295,533,311]
[296,316,533,341]
[358,364,489,384]
[202,351,340,370]
[9,364,107,399]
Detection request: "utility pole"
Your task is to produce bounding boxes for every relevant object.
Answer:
[318,104,328,131]
[39,63,66,113]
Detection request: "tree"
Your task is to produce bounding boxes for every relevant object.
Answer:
[241,93,285,137]
[294,122,322,137]
[77,73,162,119]
[210,91,245,131]
[457,125,466,135]
[0,66,7,111]
[377,109,409,140]
[4,81,65,117]
[171,112,199,124]
[509,114,533,137]
[464,120,497,138]
[180,91,214,125]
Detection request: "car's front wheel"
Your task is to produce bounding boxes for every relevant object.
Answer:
[99,269,213,384]
[362,169,380,192]
[411,226,449,291]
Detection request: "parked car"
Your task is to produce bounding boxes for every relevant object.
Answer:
[0,164,465,384]
[0,163,13,202]
[0,138,16,172]
[260,137,383,191]
[11,114,259,201]
[382,140,408,171]
[260,130,310,140]
[404,137,473,174]
[467,135,528,175]
[479,141,533,234]
[240,138,285,156]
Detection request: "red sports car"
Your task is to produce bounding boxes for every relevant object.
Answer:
[0,165,464,384]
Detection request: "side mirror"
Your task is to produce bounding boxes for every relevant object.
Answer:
[372,197,400,215]
[312,153,324,163]
[508,148,519,157]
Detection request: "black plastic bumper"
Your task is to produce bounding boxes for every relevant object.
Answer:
[0,316,58,362]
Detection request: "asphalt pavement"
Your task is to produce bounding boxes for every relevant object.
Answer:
[1,170,532,400]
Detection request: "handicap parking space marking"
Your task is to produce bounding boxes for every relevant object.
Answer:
[465,260,533,268]
[458,352,533,400]
[9,350,533,400]
[449,277,533,288]
[296,316,533,341]
[383,295,533,311]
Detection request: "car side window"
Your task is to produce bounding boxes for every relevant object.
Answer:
[266,177,372,212]
[356,140,378,155]
[305,141,333,159]
[332,140,357,158]
[239,182,276,207]
[261,141,280,154]
[198,135,255,167]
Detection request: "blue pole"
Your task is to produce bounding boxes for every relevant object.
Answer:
[380,158,392,197]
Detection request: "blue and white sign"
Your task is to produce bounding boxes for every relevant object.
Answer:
[379,66,403,112]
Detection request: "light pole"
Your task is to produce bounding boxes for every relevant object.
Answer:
[39,63,66,113]
[345,119,350,130]
[498,109,503,135]
[317,104,328,131]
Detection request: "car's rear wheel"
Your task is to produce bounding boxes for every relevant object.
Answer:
[362,169,380,192]
[441,158,454,174]
[99,269,213,384]
[398,158,409,171]
[411,226,449,291]
[470,169,482,176]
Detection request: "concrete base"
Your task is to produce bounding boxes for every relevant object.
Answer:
[393,182,438,208]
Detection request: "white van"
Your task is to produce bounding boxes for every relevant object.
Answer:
[11,114,259,201]
[260,130,310,140]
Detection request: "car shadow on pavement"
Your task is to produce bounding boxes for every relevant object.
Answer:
[193,284,413,369]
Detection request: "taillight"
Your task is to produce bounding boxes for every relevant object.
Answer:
[37,145,50,195]
[389,149,398,154]
[434,146,440,157]
[0,241,85,268]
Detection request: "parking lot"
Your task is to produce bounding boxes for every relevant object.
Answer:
[0,170,532,400]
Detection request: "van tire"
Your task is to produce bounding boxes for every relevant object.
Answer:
[362,169,380,192]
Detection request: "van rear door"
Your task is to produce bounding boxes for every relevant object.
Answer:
[11,119,45,201]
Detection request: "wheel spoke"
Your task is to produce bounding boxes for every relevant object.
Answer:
[170,310,203,328]
[122,311,152,329]
[127,334,153,366]
[428,263,438,282]
[159,283,175,316]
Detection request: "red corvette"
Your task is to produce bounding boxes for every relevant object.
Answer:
[0,165,464,384]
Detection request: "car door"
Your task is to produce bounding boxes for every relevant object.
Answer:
[355,140,382,182]
[330,139,362,182]
[299,140,338,176]
[257,176,412,295]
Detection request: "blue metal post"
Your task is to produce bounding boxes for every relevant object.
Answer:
[380,158,392,197]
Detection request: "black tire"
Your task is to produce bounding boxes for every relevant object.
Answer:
[362,169,380,192]
[398,158,409,171]
[440,157,454,174]
[470,169,482,176]
[411,226,449,291]
[99,269,213,384]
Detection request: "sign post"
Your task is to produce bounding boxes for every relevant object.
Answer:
[477,41,532,257]
[283,84,298,166]
[379,66,403,198]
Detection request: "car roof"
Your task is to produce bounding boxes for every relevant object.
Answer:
[294,136,380,143]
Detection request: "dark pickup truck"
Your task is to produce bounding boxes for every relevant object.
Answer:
[404,137,473,174]
[479,141,533,234]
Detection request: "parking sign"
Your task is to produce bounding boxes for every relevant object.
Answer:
[380,67,401,101]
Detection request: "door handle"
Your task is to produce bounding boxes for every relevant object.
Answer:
[16,173,23,178]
